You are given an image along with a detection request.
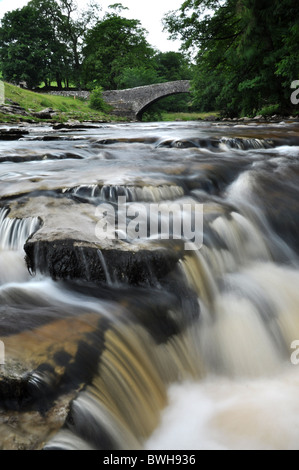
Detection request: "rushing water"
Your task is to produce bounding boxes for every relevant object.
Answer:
[0,120,299,450]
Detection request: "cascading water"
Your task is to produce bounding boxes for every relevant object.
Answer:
[62,183,184,203]
[0,207,40,251]
[0,208,41,285]
[0,121,299,450]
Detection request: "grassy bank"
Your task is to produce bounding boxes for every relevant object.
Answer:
[1,83,118,123]
[161,111,220,121]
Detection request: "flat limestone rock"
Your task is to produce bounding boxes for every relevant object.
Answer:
[0,313,105,406]
[0,312,107,449]
[8,196,184,285]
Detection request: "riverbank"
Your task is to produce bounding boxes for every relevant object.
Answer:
[0,83,120,124]
[1,83,298,125]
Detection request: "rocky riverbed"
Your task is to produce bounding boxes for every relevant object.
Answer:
[0,120,299,450]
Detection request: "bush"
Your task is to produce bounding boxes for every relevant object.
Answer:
[258,104,281,117]
[89,86,109,112]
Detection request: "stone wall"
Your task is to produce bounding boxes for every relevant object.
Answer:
[49,90,90,100]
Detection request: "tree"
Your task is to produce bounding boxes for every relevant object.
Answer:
[0,0,100,89]
[53,0,101,86]
[116,66,162,89]
[164,0,299,116]
[154,51,192,82]
[82,9,155,90]
[0,2,67,88]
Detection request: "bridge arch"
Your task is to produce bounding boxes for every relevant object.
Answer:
[102,80,191,121]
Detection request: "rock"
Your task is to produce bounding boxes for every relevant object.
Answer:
[31,108,55,119]
[65,119,81,127]
[0,392,75,450]
[52,121,100,130]
[0,105,30,117]
[0,312,107,449]
[253,115,263,120]
[8,196,184,286]
[40,107,54,114]
[25,238,182,286]
[0,128,29,140]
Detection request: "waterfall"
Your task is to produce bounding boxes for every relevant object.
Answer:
[0,208,41,251]
[219,137,274,150]
[63,184,184,202]
[45,322,202,450]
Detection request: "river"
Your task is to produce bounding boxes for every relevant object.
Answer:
[0,120,299,450]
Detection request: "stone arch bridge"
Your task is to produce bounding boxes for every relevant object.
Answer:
[102,80,191,120]
[49,80,191,120]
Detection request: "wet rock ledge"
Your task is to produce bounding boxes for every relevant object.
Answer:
[8,196,184,286]
[24,238,182,286]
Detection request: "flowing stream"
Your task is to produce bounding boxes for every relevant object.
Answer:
[0,120,299,450]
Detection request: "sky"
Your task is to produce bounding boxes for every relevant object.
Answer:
[0,0,183,52]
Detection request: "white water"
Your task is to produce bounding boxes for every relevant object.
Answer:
[145,262,299,450]
[146,369,299,450]
[0,208,40,251]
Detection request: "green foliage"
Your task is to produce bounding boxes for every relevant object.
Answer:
[0,0,100,89]
[164,0,299,116]
[0,3,64,88]
[142,109,163,122]
[89,86,110,112]
[258,104,281,117]
[117,67,162,89]
[40,98,53,107]
[115,51,194,114]
[161,111,220,121]
[82,12,155,90]
[154,51,192,82]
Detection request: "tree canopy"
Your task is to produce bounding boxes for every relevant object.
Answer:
[82,9,155,90]
[164,0,299,116]
[0,1,66,88]
[0,0,100,88]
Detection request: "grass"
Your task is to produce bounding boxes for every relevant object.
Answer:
[161,111,220,121]
[2,82,119,123]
